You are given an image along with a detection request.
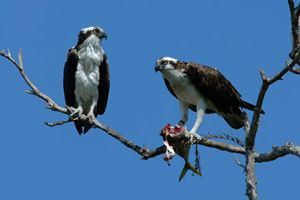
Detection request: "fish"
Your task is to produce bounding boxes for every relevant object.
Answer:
[160,124,202,181]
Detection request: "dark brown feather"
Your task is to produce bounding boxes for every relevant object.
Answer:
[184,63,243,114]
[63,48,78,108]
[76,30,94,47]
[96,54,110,115]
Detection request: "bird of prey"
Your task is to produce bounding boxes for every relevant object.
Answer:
[63,26,110,134]
[155,56,264,137]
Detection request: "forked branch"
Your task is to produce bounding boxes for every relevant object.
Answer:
[244,1,300,199]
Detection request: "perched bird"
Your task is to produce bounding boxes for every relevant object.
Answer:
[155,56,264,137]
[63,26,110,134]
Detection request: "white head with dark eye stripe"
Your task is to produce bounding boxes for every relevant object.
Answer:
[77,26,107,47]
[155,57,178,72]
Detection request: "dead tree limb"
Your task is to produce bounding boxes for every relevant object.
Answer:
[244,1,300,199]
[256,142,300,163]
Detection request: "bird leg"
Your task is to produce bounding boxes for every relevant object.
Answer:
[188,98,207,142]
[177,101,189,128]
[69,97,85,119]
[244,116,250,135]
[86,100,97,123]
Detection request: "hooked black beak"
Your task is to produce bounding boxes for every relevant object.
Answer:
[102,33,108,40]
[101,32,107,40]
[155,64,163,72]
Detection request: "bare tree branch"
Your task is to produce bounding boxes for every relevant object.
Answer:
[244,1,300,199]
[204,133,244,147]
[288,0,299,51]
[234,157,246,169]
[290,67,300,74]
[256,142,300,163]
[0,50,68,114]
[45,118,74,127]
[288,0,300,62]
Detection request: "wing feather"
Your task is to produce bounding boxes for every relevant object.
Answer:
[96,54,110,115]
[184,63,243,114]
[63,48,78,108]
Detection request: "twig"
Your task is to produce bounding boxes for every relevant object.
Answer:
[204,133,244,147]
[268,52,300,85]
[290,67,300,74]
[45,118,73,127]
[288,0,300,61]
[256,142,300,163]
[0,50,68,114]
[234,157,245,169]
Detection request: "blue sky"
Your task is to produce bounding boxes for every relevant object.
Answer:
[1,0,300,199]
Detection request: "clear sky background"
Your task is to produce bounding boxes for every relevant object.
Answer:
[1,0,300,199]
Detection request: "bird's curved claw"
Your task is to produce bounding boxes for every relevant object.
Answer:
[185,132,202,145]
[69,106,83,119]
[86,112,96,124]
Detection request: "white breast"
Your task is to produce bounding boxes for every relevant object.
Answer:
[74,38,104,113]
[162,70,202,105]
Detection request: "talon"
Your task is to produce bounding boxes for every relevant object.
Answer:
[80,114,87,121]
[88,116,95,124]
[86,112,96,123]
[69,106,83,119]
[66,106,75,113]
[186,132,201,145]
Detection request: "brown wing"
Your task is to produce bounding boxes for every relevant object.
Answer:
[163,78,215,114]
[63,48,78,108]
[183,62,249,129]
[184,63,243,115]
[96,54,110,115]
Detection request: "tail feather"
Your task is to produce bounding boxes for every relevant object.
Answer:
[74,121,93,135]
[242,100,265,114]
[223,115,244,129]
[179,162,202,182]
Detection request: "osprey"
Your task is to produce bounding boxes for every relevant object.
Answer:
[155,57,264,137]
[63,26,110,134]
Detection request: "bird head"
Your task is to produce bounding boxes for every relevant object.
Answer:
[155,56,178,73]
[77,26,107,46]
